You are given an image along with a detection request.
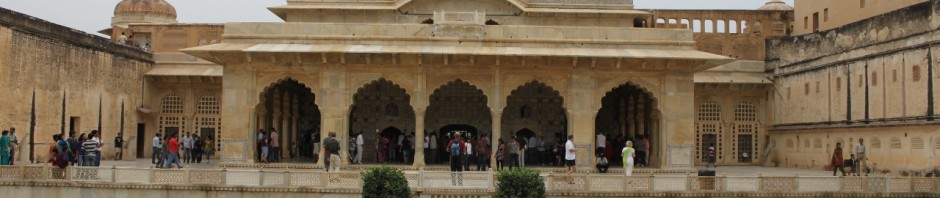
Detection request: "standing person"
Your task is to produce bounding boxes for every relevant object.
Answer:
[516,135,527,167]
[90,130,103,167]
[257,129,265,162]
[7,128,17,165]
[429,132,438,164]
[193,135,204,164]
[377,136,387,164]
[446,133,466,186]
[634,135,645,167]
[0,130,9,165]
[77,134,87,166]
[118,32,128,44]
[182,133,192,163]
[152,133,162,164]
[508,136,519,169]
[423,133,431,164]
[537,135,547,165]
[854,138,868,176]
[260,131,269,163]
[596,133,606,160]
[832,142,846,176]
[114,133,125,161]
[163,133,182,169]
[477,135,490,171]
[67,132,80,166]
[706,143,717,168]
[324,132,341,172]
[622,140,635,176]
[356,132,364,164]
[403,135,412,164]
[564,135,577,183]
[82,133,99,167]
[495,139,506,170]
[463,137,473,171]
[269,129,280,163]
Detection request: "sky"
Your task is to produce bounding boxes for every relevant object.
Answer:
[0,0,794,37]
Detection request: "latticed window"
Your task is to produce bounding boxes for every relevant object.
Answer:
[814,138,822,149]
[872,138,882,149]
[161,95,184,114]
[696,100,722,163]
[195,95,222,151]
[386,103,399,117]
[159,95,186,136]
[912,137,924,150]
[196,96,220,115]
[890,137,902,149]
[734,101,758,121]
[698,101,721,121]
[935,138,940,150]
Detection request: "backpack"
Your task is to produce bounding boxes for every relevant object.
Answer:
[450,141,461,157]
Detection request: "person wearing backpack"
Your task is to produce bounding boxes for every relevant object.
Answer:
[446,133,466,186]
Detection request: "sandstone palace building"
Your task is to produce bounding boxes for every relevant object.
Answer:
[0,0,937,173]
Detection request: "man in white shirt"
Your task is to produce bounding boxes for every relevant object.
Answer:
[152,133,162,164]
[182,133,193,163]
[855,138,867,175]
[355,132,364,164]
[464,139,473,171]
[565,134,577,182]
[395,134,405,162]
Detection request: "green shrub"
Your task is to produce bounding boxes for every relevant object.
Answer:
[361,166,411,198]
[495,168,545,198]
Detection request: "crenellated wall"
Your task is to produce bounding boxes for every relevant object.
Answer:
[766,0,940,172]
[0,7,152,162]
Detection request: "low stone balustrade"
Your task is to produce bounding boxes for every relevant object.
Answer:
[1,165,939,197]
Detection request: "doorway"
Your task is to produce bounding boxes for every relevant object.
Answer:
[136,123,146,158]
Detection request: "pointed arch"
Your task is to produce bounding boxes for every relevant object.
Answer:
[349,77,416,164]
[501,80,568,146]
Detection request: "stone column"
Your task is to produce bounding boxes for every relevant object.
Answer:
[490,110,502,168]
[413,108,426,168]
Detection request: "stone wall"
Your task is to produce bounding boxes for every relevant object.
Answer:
[0,7,152,162]
[766,0,940,171]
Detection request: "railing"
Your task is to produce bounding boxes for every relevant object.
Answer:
[2,165,939,194]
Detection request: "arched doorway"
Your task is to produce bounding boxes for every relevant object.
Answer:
[256,78,320,163]
[349,79,415,164]
[426,79,492,164]
[596,83,660,168]
[501,81,567,166]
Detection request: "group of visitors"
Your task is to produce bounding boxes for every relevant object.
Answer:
[153,132,210,168]
[43,130,110,168]
[256,128,281,163]
[117,32,151,51]
[595,133,650,168]
[830,138,870,176]
[371,131,419,164]
[0,128,19,165]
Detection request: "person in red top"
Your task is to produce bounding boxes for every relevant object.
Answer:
[164,134,182,169]
[446,133,466,186]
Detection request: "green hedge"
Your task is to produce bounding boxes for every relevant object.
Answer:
[495,168,545,198]
[361,166,411,198]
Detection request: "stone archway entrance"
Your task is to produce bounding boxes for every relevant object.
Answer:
[501,81,567,166]
[349,79,415,164]
[426,79,492,164]
[596,83,660,168]
[256,79,320,163]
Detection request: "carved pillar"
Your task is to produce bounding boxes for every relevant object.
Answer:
[413,108,426,168]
